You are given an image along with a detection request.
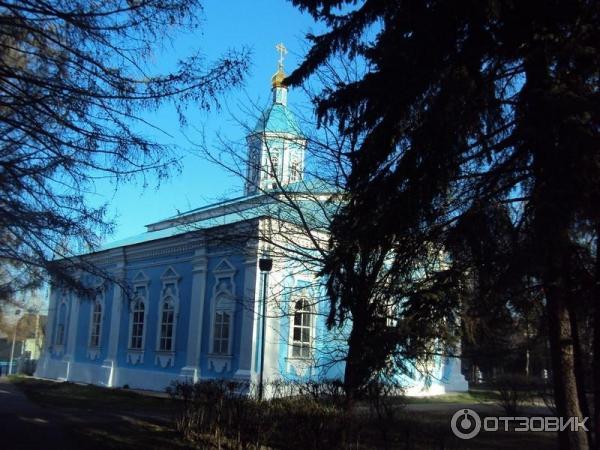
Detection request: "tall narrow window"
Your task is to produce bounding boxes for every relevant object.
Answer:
[268,150,279,179]
[89,300,102,348]
[290,159,300,181]
[291,299,312,358]
[130,300,145,349]
[209,262,235,362]
[55,302,67,346]
[159,298,175,351]
[213,311,231,355]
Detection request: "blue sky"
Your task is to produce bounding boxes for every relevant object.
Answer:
[91,1,322,243]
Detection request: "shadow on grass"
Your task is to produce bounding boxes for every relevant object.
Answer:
[66,416,194,450]
[9,377,558,449]
[9,376,174,413]
[10,376,192,450]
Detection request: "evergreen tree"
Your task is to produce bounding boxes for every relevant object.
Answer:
[288,1,599,448]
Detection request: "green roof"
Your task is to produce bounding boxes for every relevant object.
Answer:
[95,186,340,254]
[254,103,303,136]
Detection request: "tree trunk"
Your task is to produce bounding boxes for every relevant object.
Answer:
[525,46,590,449]
[344,316,372,401]
[546,282,590,450]
[593,223,600,450]
[569,306,592,445]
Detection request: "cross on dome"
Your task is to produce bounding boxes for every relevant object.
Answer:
[272,42,287,89]
[276,42,287,70]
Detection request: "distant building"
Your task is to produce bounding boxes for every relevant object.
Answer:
[1,312,46,374]
[36,49,467,395]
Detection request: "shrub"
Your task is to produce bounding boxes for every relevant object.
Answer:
[168,379,421,449]
[538,382,557,415]
[168,379,354,449]
[492,373,540,415]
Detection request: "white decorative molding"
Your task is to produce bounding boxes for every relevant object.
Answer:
[214,258,236,275]
[127,270,150,356]
[154,266,180,364]
[155,351,176,368]
[127,349,144,365]
[132,270,150,285]
[87,348,101,361]
[208,258,237,357]
[208,355,232,374]
[87,288,105,358]
[54,291,70,347]
[125,242,198,263]
[52,345,65,358]
[285,358,312,377]
[161,266,180,282]
[286,285,316,362]
[179,366,200,383]
[233,369,253,380]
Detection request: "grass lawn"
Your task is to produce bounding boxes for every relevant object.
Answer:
[405,389,500,404]
[9,376,559,449]
[9,375,173,411]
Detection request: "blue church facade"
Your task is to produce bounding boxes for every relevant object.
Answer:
[36,53,468,395]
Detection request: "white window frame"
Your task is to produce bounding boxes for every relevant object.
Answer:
[88,291,104,349]
[208,259,236,361]
[154,267,180,367]
[54,290,69,351]
[127,271,150,365]
[265,147,280,181]
[158,297,176,351]
[288,296,314,360]
[211,293,234,355]
[129,297,146,350]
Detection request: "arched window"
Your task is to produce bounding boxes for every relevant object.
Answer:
[55,301,67,346]
[208,260,236,367]
[130,299,145,350]
[159,298,175,351]
[291,298,312,358]
[89,299,102,348]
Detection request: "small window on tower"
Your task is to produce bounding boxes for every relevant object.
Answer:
[268,151,279,179]
[290,159,300,181]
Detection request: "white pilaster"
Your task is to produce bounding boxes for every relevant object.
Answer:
[64,289,80,380]
[234,251,259,380]
[44,287,59,352]
[102,259,125,387]
[35,286,59,377]
[180,246,208,382]
[264,265,282,382]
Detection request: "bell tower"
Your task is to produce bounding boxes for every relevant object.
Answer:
[245,43,306,195]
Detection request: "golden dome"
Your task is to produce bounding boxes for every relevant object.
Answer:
[271,67,286,88]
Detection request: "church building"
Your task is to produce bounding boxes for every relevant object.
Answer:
[35,47,468,395]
